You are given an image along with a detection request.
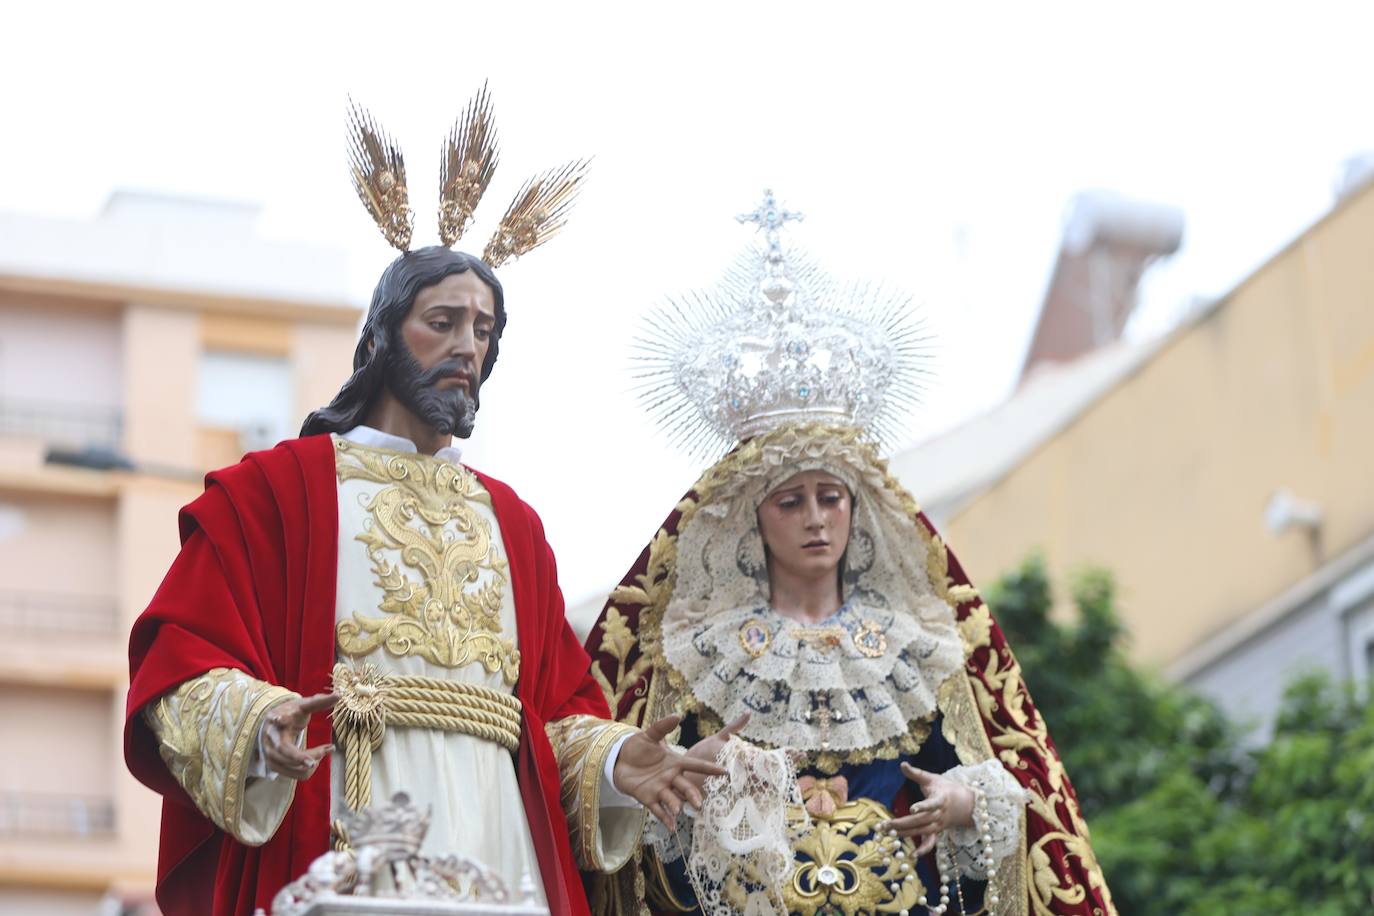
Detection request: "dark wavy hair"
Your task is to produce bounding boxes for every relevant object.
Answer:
[300,246,506,438]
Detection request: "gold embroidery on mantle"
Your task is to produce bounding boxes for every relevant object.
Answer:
[698,797,926,916]
[333,438,519,683]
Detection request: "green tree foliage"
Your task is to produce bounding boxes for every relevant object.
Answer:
[986,555,1374,915]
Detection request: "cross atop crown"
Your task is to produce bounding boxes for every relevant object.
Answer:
[736,189,804,261]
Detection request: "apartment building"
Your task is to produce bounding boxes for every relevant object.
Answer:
[0,192,359,914]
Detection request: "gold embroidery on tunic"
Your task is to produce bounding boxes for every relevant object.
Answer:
[333,438,519,683]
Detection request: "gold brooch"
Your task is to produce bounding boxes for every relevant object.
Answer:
[852,620,887,658]
[781,797,926,915]
[796,627,846,653]
[738,619,771,659]
[331,661,392,732]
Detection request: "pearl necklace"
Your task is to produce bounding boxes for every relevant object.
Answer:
[902,786,1001,916]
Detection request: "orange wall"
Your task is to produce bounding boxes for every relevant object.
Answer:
[946,184,1374,665]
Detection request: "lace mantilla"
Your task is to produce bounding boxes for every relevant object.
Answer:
[664,602,961,755]
[658,427,967,762]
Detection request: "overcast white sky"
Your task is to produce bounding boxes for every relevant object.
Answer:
[5,1,1374,604]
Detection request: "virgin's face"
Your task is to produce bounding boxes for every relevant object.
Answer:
[756,469,852,581]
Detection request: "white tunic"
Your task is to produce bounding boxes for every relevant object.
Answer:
[330,426,544,899]
[140,426,646,913]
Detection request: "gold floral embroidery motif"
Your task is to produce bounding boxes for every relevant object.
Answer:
[593,605,654,725]
[776,797,925,916]
[333,438,519,683]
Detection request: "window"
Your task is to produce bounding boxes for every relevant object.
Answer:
[196,350,294,450]
[1335,558,1374,686]
[0,308,124,447]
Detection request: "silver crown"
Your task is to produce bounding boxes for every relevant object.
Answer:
[343,791,429,857]
[635,190,931,457]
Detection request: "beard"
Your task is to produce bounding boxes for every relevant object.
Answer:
[383,343,480,438]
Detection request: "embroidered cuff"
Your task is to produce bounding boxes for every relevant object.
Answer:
[545,714,646,871]
[143,668,300,846]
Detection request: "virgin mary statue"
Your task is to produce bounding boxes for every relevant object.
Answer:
[584,193,1116,916]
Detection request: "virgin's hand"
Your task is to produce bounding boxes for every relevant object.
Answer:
[682,713,750,790]
[613,714,728,829]
[263,692,337,781]
[882,762,975,857]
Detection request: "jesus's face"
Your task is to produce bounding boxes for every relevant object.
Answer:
[384,270,497,437]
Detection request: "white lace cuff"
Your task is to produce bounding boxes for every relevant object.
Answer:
[938,760,1027,880]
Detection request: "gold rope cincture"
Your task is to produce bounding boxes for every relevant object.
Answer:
[330,662,522,822]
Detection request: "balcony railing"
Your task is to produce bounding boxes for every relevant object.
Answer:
[0,590,119,635]
[0,398,123,448]
[0,791,115,837]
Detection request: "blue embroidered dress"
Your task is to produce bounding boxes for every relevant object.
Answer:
[652,601,1023,916]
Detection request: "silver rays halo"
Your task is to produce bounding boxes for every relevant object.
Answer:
[631,192,934,460]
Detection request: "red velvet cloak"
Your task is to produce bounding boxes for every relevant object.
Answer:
[125,434,609,916]
[583,455,1117,915]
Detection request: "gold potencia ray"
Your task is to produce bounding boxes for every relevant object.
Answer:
[348,85,587,264]
[438,82,499,246]
[481,159,589,268]
[346,98,415,251]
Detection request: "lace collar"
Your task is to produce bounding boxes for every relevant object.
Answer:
[663,600,964,754]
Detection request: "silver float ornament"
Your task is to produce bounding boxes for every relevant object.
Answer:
[264,792,546,916]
